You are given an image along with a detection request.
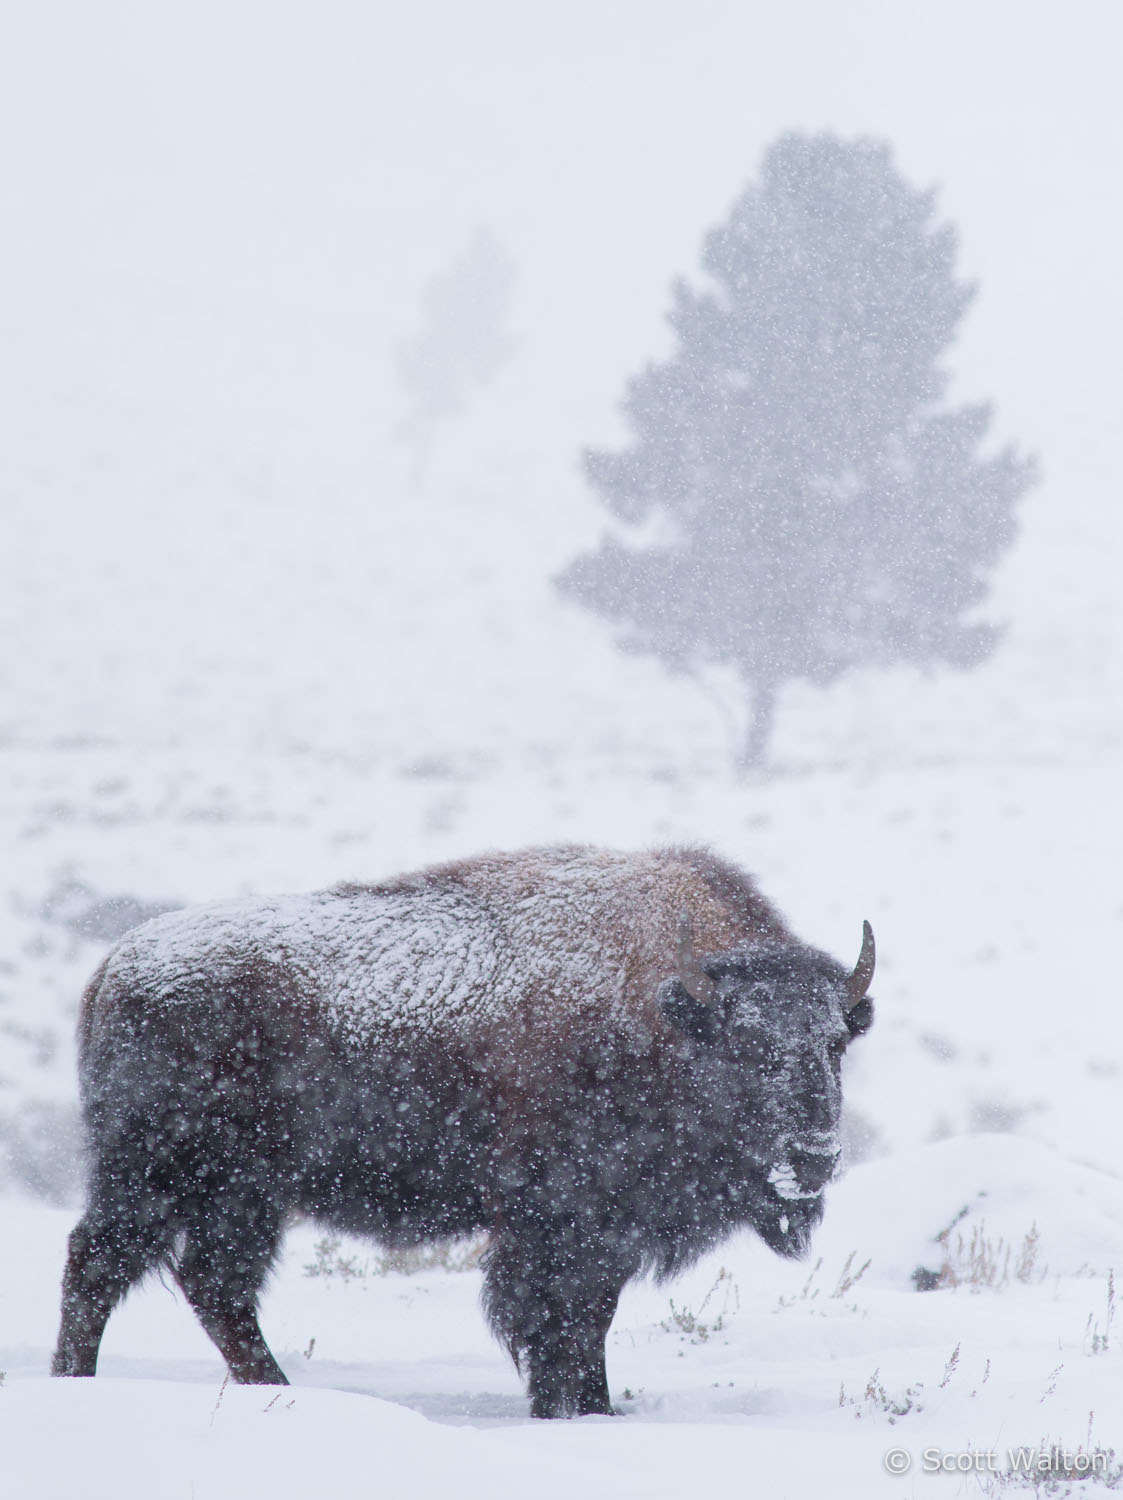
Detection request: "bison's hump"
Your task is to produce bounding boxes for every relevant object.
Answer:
[97,888,512,1041]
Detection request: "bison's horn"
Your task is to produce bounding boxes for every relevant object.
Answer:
[846,920,876,1009]
[676,912,718,1008]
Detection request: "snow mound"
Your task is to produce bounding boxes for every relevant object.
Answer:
[819,1134,1123,1286]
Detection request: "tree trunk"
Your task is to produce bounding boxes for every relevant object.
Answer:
[737,680,777,772]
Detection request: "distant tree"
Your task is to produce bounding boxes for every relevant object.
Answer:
[394,228,517,485]
[557,133,1036,768]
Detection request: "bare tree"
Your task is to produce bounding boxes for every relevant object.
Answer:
[394,228,517,485]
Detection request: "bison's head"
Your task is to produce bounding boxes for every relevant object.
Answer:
[657,916,875,1258]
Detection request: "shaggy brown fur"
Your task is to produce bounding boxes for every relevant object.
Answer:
[53,844,873,1417]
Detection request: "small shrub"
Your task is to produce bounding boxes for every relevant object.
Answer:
[302,1232,487,1280]
[303,1235,366,1281]
[939,1342,961,1389]
[980,1440,1123,1494]
[839,1367,924,1422]
[775,1250,870,1310]
[376,1238,487,1275]
[917,1220,1045,1292]
[832,1250,872,1299]
[1085,1269,1116,1355]
[660,1268,739,1344]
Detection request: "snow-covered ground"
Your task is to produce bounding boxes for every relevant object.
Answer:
[3,2,1122,1495]
[3,1137,1122,1498]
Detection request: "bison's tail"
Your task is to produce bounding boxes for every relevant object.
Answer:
[478,1234,528,1370]
[76,954,113,1072]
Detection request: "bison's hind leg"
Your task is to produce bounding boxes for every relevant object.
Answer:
[52,1206,175,1377]
[53,1123,288,1385]
[173,1194,288,1385]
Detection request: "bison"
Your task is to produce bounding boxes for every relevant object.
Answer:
[52,844,874,1417]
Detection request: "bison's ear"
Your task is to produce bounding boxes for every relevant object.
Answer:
[845,995,874,1038]
[657,978,722,1046]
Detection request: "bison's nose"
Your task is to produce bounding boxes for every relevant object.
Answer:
[788,1146,839,1194]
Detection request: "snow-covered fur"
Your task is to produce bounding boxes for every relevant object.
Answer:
[52,844,874,1417]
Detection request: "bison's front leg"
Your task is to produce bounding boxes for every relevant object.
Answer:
[482,1223,628,1418]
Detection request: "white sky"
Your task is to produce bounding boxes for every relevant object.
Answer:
[5,1,1119,462]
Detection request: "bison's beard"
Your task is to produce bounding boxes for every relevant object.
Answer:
[752,1188,825,1259]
